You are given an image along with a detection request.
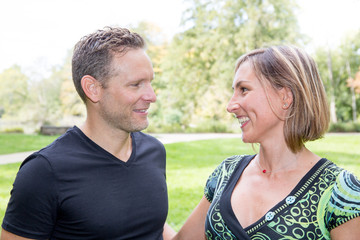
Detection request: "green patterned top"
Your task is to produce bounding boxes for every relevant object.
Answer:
[204,155,360,240]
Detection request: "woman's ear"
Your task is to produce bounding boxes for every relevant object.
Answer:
[280,87,293,110]
[81,75,102,103]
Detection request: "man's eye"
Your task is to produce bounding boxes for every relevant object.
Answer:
[131,82,141,87]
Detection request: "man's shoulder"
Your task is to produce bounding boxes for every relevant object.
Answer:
[132,132,166,159]
[39,126,81,154]
[21,127,82,165]
[133,132,164,147]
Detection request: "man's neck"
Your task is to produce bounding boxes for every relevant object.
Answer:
[79,121,133,162]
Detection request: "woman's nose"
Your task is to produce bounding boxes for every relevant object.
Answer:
[226,98,240,113]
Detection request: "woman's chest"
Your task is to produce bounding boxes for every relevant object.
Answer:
[231,175,298,228]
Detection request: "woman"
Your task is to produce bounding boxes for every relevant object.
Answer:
[173,45,360,239]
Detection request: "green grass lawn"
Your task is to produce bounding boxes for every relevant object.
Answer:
[0,133,359,232]
[0,133,59,154]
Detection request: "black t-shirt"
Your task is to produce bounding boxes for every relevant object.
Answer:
[2,126,168,240]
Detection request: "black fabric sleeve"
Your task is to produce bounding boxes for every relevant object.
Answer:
[2,154,58,239]
[204,160,226,203]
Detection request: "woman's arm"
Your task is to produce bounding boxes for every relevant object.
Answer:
[1,229,34,240]
[172,196,211,240]
[163,222,176,240]
[330,217,360,240]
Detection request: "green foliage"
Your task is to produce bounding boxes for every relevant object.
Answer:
[328,122,360,133]
[59,51,86,118]
[314,30,360,123]
[0,65,29,119]
[1,6,359,132]
[154,0,303,130]
[185,119,232,133]
[147,118,234,133]
[1,127,24,134]
[0,52,84,129]
[29,51,85,125]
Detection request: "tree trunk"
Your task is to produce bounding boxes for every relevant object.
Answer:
[327,49,337,123]
[346,61,357,122]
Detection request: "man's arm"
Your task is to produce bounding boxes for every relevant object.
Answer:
[330,217,360,240]
[1,229,34,240]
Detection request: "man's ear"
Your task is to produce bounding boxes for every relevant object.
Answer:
[81,75,102,103]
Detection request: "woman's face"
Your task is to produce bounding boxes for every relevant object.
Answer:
[227,61,286,144]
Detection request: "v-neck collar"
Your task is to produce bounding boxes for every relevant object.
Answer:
[220,156,330,238]
[73,126,136,166]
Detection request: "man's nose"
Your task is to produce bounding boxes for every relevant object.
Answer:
[144,85,157,103]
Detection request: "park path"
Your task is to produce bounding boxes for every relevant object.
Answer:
[0,133,242,165]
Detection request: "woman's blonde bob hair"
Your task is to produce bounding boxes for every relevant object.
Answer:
[235,45,330,153]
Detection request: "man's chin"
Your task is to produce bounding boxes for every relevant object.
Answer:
[130,121,149,132]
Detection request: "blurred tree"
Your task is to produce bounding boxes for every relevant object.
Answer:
[130,21,172,131]
[348,69,360,94]
[341,31,360,122]
[59,50,85,118]
[158,0,303,131]
[327,49,338,123]
[25,50,84,126]
[315,48,349,122]
[346,62,357,122]
[27,66,63,125]
[315,30,360,123]
[0,65,29,119]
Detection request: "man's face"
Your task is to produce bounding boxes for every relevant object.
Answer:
[98,48,156,133]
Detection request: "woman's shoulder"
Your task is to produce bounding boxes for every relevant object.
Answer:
[333,168,360,198]
[322,159,360,183]
[222,154,253,168]
[210,154,252,178]
[204,154,254,202]
[320,160,360,232]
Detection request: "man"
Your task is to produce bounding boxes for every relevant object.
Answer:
[1,27,174,239]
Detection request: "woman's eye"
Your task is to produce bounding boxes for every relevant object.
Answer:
[241,87,249,93]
